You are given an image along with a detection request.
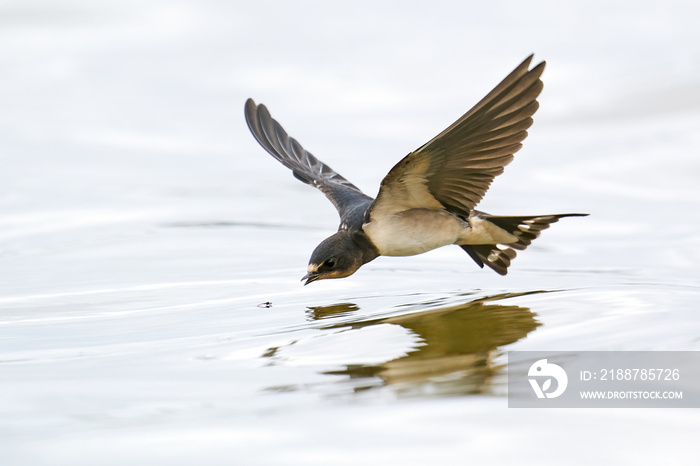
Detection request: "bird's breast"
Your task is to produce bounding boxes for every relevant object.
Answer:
[362,209,464,256]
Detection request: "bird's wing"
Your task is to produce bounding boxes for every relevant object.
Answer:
[368,55,545,221]
[245,99,374,224]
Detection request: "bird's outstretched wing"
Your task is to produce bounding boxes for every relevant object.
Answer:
[369,55,545,221]
[245,99,374,224]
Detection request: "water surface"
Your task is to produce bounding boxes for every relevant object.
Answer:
[2,1,699,464]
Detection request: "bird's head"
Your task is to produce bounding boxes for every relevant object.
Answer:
[302,230,377,285]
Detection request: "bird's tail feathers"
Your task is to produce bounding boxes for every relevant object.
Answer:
[461,213,587,275]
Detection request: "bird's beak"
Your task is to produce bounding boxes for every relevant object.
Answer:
[301,272,320,285]
[302,264,321,285]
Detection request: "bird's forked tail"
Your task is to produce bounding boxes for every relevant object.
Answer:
[460,213,587,275]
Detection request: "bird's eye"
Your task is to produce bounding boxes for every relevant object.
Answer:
[324,258,336,269]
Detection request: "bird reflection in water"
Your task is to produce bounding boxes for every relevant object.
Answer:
[309,293,542,397]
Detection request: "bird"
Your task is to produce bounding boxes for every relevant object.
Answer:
[244,55,587,285]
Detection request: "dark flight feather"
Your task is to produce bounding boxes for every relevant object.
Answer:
[245,99,373,227]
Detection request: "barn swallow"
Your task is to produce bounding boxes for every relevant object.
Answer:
[244,55,587,284]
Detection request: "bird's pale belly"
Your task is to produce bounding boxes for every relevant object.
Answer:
[363,209,520,256]
[363,209,465,256]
